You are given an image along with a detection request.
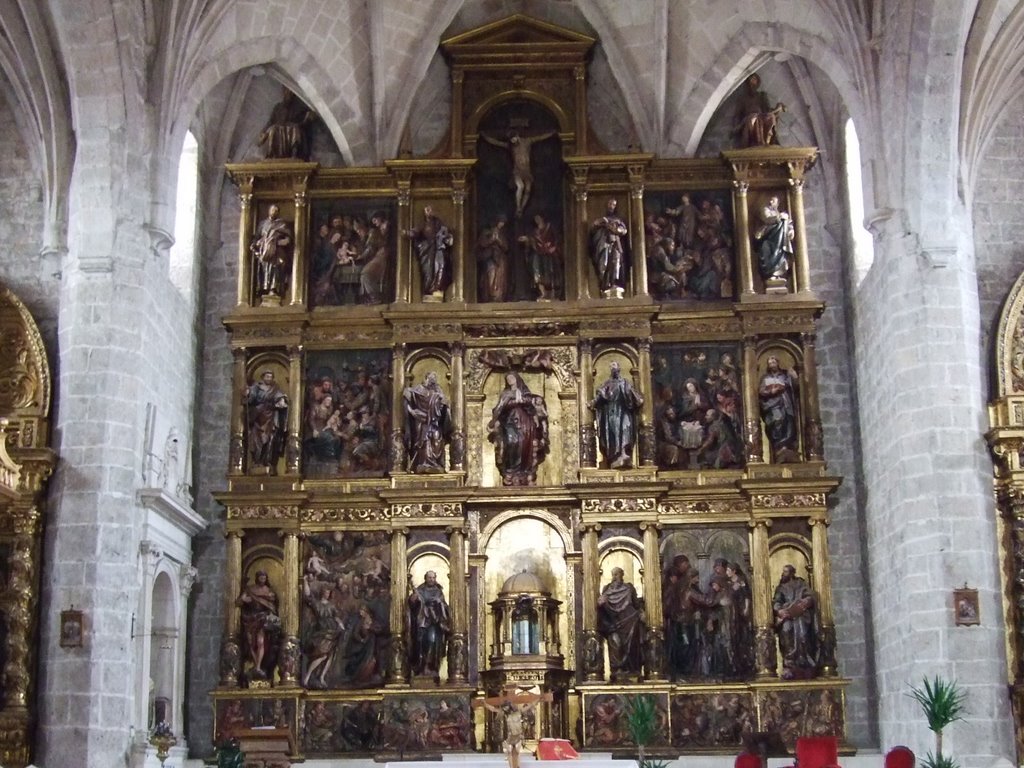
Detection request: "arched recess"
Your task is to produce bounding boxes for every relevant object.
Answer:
[0,281,55,767]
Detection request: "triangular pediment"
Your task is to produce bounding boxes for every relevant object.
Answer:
[442,14,594,53]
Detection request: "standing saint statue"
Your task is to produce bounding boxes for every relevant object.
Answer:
[244,370,289,472]
[407,205,454,301]
[597,567,645,680]
[773,564,818,679]
[590,199,629,298]
[251,204,293,304]
[259,88,315,160]
[758,355,799,462]
[734,73,786,148]
[477,216,511,302]
[518,213,562,300]
[590,361,644,469]
[754,195,795,285]
[402,371,453,473]
[488,372,550,486]
[481,129,557,219]
[236,570,281,681]
[408,570,451,678]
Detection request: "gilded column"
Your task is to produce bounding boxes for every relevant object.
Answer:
[628,166,648,298]
[221,531,244,686]
[451,173,467,303]
[278,532,301,686]
[733,181,755,296]
[580,522,604,682]
[801,332,824,461]
[285,345,303,474]
[450,69,464,157]
[387,526,411,685]
[810,517,837,676]
[640,522,664,680]
[637,338,655,465]
[790,179,811,293]
[578,339,596,468]
[290,187,309,306]
[396,180,412,303]
[229,348,247,474]
[572,168,590,300]
[447,526,469,684]
[391,345,407,472]
[742,338,763,464]
[450,341,466,471]
[236,178,254,307]
[750,520,777,677]
[574,65,587,154]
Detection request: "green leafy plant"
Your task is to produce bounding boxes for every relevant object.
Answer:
[908,676,967,768]
[624,694,664,768]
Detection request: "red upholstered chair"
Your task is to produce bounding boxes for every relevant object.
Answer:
[794,736,840,768]
[885,746,915,768]
[735,752,762,768]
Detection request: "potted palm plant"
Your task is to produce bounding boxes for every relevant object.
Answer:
[624,694,669,768]
[908,676,966,768]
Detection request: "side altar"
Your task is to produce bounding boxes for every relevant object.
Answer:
[210,15,847,763]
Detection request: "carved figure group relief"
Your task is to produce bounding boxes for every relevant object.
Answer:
[645,191,735,301]
[671,692,755,747]
[309,202,396,307]
[216,696,295,740]
[585,693,669,749]
[652,345,744,470]
[303,351,392,477]
[300,531,391,689]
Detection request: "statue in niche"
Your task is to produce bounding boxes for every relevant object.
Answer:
[773,564,818,679]
[477,216,511,302]
[236,570,281,681]
[244,370,288,472]
[259,87,315,160]
[758,355,800,462]
[518,213,563,300]
[727,562,755,677]
[480,129,557,219]
[408,205,454,301]
[403,370,453,473]
[734,73,786,148]
[590,361,644,469]
[488,372,550,486]
[597,567,645,680]
[407,570,451,678]
[157,427,182,496]
[754,195,795,286]
[590,199,629,298]
[251,204,293,304]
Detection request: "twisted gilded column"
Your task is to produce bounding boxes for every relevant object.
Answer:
[810,517,837,676]
[278,532,301,686]
[750,520,777,677]
[580,522,604,681]
[742,338,763,464]
[285,345,302,474]
[229,348,247,474]
[578,340,596,468]
[391,345,407,472]
[639,522,664,680]
[801,332,824,461]
[450,341,466,471]
[387,527,411,686]
[733,181,755,296]
[637,338,655,466]
[447,526,468,683]
[220,531,244,686]
[789,179,811,293]
[628,166,648,298]
[235,178,254,307]
[290,187,309,307]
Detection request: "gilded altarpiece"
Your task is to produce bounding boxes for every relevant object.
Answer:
[213,15,846,761]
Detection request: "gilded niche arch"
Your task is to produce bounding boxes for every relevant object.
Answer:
[0,281,55,768]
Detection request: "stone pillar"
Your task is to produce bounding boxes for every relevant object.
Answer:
[572,168,590,300]
[387,526,410,686]
[628,166,648,298]
[637,338,655,466]
[450,341,466,471]
[220,531,243,686]
[742,338,763,463]
[391,345,407,472]
[750,520,777,677]
[229,348,247,474]
[290,188,308,307]
[396,180,412,303]
[451,172,467,303]
[733,181,754,296]
[278,532,301,686]
[447,526,468,684]
[801,332,824,461]
[789,179,811,293]
[285,346,302,474]
[236,180,254,307]
[639,522,664,680]
[810,517,837,676]
[580,522,604,682]
[578,339,596,468]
